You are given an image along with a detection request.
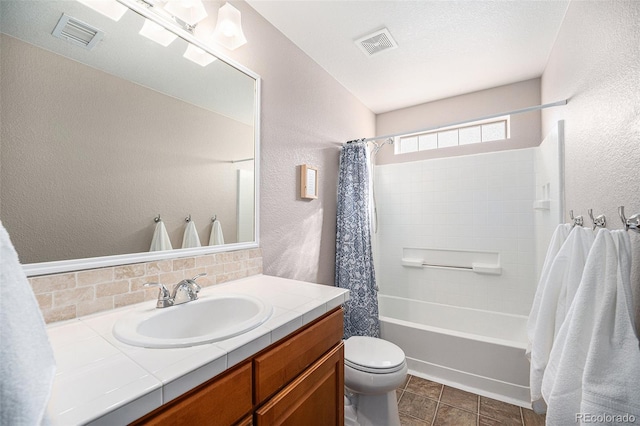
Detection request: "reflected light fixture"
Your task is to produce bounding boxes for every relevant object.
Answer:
[139,18,178,46]
[183,43,216,67]
[76,0,127,21]
[212,2,246,50]
[163,0,208,27]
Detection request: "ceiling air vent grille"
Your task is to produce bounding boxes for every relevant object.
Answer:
[355,28,398,57]
[52,14,104,50]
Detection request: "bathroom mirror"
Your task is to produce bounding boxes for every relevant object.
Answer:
[0,0,260,276]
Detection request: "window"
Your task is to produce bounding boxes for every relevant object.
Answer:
[394,115,510,154]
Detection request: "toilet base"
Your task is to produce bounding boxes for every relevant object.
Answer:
[349,390,400,426]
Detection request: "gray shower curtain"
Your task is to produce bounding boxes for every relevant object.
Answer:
[335,140,380,339]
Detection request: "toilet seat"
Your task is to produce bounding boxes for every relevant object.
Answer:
[344,336,406,374]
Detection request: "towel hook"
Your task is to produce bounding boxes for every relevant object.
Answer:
[154,214,161,223]
[587,209,606,230]
[569,210,584,228]
[618,206,640,233]
[211,215,217,222]
[185,214,191,223]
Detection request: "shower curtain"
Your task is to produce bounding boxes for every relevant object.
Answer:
[335,140,380,339]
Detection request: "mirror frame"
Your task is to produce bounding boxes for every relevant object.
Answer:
[21,0,261,277]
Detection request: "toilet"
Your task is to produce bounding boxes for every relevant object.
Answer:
[343,336,408,426]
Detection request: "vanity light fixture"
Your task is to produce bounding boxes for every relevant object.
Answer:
[139,18,178,46]
[163,0,208,27]
[183,43,216,66]
[76,0,128,21]
[211,2,247,50]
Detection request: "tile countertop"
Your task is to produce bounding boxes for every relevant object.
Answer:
[45,274,349,426]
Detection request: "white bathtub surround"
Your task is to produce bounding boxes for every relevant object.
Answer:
[379,295,530,407]
[374,148,538,316]
[527,225,594,413]
[542,230,639,425]
[0,223,56,425]
[44,275,349,425]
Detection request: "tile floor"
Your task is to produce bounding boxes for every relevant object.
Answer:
[396,375,545,426]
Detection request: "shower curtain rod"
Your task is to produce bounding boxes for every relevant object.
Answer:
[363,99,568,143]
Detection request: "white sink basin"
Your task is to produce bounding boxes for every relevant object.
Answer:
[113,294,272,348]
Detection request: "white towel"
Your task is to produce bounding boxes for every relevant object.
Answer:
[149,220,173,251]
[0,222,56,425]
[527,225,594,413]
[542,230,638,425]
[181,220,201,248]
[527,223,572,358]
[209,219,225,246]
[580,230,640,423]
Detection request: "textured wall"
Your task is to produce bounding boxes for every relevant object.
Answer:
[540,0,640,319]
[375,79,541,165]
[222,1,376,285]
[1,34,253,263]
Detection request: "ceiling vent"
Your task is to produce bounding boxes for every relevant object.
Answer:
[355,28,398,57]
[52,14,104,50]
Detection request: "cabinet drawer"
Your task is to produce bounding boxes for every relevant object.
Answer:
[253,308,343,404]
[255,343,344,426]
[131,362,252,426]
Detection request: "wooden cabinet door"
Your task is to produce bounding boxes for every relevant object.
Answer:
[255,343,344,426]
[254,308,343,405]
[131,362,252,426]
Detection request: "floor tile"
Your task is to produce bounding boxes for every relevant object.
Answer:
[479,397,523,425]
[398,391,438,421]
[440,386,478,413]
[479,415,503,425]
[433,404,477,426]
[405,376,443,400]
[522,408,545,426]
[400,412,430,426]
[397,389,404,401]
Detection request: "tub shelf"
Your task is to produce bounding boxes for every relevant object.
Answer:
[401,248,502,275]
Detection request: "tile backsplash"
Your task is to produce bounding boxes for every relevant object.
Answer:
[30,248,263,323]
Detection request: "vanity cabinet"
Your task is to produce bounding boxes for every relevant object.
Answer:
[255,344,344,426]
[131,307,344,426]
[132,362,252,426]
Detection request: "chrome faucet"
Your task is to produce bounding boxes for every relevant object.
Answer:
[144,273,206,308]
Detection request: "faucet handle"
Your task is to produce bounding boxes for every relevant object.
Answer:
[190,272,207,281]
[144,282,173,308]
[189,273,207,292]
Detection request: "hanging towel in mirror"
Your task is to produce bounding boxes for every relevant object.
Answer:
[209,219,225,246]
[182,220,201,248]
[0,222,56,425]
[150,220,173,251]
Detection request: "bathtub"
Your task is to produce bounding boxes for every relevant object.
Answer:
[378,294,531,407]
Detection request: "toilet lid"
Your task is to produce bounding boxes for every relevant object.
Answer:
[344,336,406,374]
